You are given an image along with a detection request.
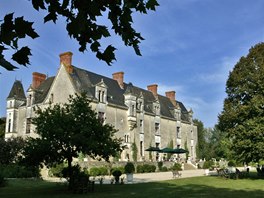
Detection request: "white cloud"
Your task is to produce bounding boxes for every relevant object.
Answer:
[157,83,184,97]
[197,56,238,84]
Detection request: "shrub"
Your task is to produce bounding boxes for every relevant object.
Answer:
[161,166,168,172]
[112,169,122,177]
[203,160,214,169]
[0,164,40,178]
[48,163,66,177]
[89,167,101,177]
[136,164,156,173]
[171,163,182,171]
[124,162,135,174]
[228,160,236,167]
[143,164,156,173]
[136,165,144,173]
[98,167,108,176]
[158,161,163,171]
[110,167,124,175]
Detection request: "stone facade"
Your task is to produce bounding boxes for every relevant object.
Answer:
[5,52,198,162]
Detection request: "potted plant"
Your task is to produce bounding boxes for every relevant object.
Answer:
[112,169,122,184]
[171,163,182,178]
[124,162,135,182]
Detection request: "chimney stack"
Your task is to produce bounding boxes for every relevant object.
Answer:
[112,72,124,89]
[32,72,46,89]
[147,84,158,97]
[59,51,73,73]
[165,91,177,106]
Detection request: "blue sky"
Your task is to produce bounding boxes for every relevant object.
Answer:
[1,0,264,127]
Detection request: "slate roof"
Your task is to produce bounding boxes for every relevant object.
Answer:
[7,80,26,100]
[34,77,55,103]
[11,65,191,123]
[69,66,191,122]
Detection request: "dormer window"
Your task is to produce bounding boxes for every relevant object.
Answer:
[153,103,160,115]
[95,79,108,103]
[27,94,32,106]
[155,122,160,135]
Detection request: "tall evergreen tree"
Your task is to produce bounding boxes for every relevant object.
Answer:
[218,42,264,163]
[193,119,208,159]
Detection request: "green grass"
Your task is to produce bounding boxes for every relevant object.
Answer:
[1,176,264,198]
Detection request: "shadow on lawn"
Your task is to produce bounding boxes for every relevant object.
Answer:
[1,177,264,198]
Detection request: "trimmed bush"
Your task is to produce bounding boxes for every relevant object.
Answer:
[161,166,168,172]
[136,164,156,173]
[0,164,40,178]
[124,162,135,174]
[110,167,124,175]
[48,163,66,177]
[171,163,182,171]
[136,165,144,173]
[158,161,163,171]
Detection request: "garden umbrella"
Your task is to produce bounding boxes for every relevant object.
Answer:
[159,147,188,154]
[145,147,161,152]
[172,148,188,154]
[159,147,175,153]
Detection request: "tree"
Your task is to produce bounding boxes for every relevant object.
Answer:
[206,126,231,160]
[0,0,159,71]
[22,93,123,189]
[193,119,208,159]
[0,118,5,139]
[0,137,25,165]
[131,140,138,162]
[218,42,264,163]
[167,139,173,160]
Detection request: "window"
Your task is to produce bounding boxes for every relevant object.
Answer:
[140,141,143,156]
[97,89,106,103]
[26,118,31,134]
[101,91,105,102]
[155,123,160,134]
[28,94,32,106]
[176,127,180,138]
[10,101,13,108]
[124,135,129,143]
[98,112,105,124]
[137,101,143,111]
[131,104,135,116]
[140,120,143,127]
[8,119,11,132]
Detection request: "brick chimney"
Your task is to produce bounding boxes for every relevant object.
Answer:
[165,91,177,106]
[147,84,158,97]
[112,72,124,89]
[59,51,73,73]
[32,72,46,89]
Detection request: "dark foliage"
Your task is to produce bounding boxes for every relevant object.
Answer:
[218,42,264,163]
[0,0,159,70]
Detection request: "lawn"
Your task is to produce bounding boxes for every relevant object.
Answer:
[1,176,264,198]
